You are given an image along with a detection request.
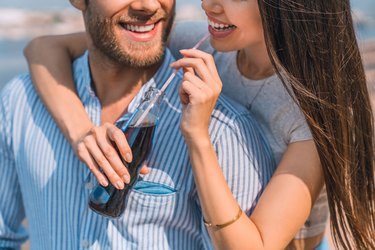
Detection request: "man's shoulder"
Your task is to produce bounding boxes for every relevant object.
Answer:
[1,73,36,103]
[211,94,259,131]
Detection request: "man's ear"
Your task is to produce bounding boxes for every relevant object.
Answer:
[69,0,86,10]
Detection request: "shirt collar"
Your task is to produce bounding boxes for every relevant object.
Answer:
[72,48,177,122]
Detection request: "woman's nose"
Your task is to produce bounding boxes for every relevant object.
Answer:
[201,0,223,15]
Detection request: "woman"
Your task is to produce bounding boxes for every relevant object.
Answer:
[24,0,375,249]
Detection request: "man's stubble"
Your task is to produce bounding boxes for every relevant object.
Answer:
[85,3,175,69]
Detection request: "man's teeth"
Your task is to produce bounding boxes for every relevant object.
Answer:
[208,20,236,31]
[125,23,155,33]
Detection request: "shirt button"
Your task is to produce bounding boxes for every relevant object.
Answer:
[85,182,94,190]
[81,239,89,248]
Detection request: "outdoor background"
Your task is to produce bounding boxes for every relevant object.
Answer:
[0,0,374,249]
[0,0,374,86]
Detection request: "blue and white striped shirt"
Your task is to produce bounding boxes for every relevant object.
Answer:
[0,49,275,250]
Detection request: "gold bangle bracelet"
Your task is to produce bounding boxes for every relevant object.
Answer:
[203,205,243,230]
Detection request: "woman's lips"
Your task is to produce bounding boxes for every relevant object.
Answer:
[208,24,236,39]
[206,17,237,39]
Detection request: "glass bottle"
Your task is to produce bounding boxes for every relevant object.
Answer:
[88,87,162,218]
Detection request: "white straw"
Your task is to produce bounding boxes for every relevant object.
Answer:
[133,33,210,127]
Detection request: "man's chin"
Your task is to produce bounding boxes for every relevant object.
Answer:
[118,45,165,68]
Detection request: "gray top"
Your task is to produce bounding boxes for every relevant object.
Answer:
[169,21,312,163]
[169,20,329,239]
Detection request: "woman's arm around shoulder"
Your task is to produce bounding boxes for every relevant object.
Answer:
[23,33,144,188]
[24,32,88,144]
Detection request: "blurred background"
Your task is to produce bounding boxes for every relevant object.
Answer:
[0,1,374,250]
[0,0,374,86]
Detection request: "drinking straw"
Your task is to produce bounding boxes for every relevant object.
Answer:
[133,33,211,127]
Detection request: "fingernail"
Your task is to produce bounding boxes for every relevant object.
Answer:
[125,153,132,162]
[122,175,130,184]
[116,180,124,190]
[101,178,109,187]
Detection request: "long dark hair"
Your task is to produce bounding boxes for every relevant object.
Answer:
[258,0,375,249]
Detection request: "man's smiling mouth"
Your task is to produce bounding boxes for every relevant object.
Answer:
[120,22,157,33]
[121,23,155,33]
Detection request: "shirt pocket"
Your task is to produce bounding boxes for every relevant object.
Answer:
[128,180,177,209]
[114,181,178,239]
[133,180,177,195]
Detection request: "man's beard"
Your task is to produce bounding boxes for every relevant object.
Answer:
[85,6,174,68]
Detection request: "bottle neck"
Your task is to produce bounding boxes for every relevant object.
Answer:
[130,87,163,128]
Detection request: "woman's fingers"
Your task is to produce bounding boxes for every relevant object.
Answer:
[104,123,132,162]
[180,49,220,79]
[83,133,126,190]
[74,124,151,190]
[181,73,213,102]
[174,59,220,98]
[172,57,213,83]
[173,49,221,82]
[92,125,131,185]
[76,141,109,187]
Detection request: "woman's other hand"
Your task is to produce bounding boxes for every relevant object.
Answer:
[74,123,149,189]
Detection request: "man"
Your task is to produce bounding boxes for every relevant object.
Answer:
[0,0,274,249]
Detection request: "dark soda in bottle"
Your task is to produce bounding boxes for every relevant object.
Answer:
[88,87,162,218]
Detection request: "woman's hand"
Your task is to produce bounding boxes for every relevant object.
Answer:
[170,49,222,143]
[74,123,149,189]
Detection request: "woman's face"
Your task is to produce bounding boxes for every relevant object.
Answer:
[201,0,265,52]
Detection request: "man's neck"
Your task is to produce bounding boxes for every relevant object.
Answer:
[88,52,161,124]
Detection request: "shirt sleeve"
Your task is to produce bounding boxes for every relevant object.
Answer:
[214,113,275,216]
[0,86,28,249]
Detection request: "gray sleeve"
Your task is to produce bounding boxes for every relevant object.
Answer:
[284,104,312,144]
[269,83,313,145]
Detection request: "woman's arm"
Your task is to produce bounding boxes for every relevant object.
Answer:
[23,33,140,188]
[171,49,324,249]
[24,33,88,146]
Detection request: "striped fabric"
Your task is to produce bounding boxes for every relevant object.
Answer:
[0,49,275,250]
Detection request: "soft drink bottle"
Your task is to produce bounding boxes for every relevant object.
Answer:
[88,87,162,218]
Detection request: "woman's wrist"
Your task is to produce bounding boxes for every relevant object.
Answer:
[55,107,94,147]
[183,131,212,148]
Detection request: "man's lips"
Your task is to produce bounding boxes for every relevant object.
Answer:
[118,20,162,42]
[119,21,159,33]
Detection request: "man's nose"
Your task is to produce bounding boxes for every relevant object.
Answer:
[129,0,161,15]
